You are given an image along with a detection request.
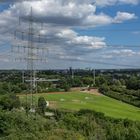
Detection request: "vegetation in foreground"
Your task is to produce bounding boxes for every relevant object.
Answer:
[19,92,140,121]
[0,70,140,139]
[0,109,140,140]
[0,91,140,140]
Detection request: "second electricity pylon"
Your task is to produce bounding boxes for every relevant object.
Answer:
[12,7,48,110]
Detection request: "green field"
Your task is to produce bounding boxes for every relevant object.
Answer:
[20,92,140,121]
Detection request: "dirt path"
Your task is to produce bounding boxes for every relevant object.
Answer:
[18,89,102,96]
[81,89,102,96]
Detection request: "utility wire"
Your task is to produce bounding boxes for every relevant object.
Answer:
[49,56,140,69]
[91,29,140,32]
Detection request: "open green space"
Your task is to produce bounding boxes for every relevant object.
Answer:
[19,92,140,121]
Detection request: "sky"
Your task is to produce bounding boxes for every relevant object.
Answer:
[0,0,140,69]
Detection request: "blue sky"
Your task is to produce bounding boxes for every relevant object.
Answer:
[76,4,140,45]
[0,3,10,12]
[0,0,140,69]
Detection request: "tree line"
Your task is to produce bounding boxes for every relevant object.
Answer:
[0,70,140,107]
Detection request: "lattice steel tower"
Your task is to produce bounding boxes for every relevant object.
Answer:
[12,7,48,110]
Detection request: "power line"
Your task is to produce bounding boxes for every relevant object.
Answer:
[79,60,139,68]
[113,21,140,25]
[104,44,140,48]
[91,29,140,32]
[49,56,140,69]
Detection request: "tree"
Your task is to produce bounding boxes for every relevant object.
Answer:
[37,97,46,115]
[82,77,93,86]
[0,95,20,110]
[72,77,83,87]
[126,76,140,90]
[57,78,71,91]
[11,85,22,93]
[99,84,110,94]
[96,76,107,86]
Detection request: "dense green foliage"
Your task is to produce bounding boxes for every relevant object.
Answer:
[0,109,140,140]
[99,84,140,107]
[0,95,20,110]
[0,70,140,139]
[0,70,140,107]
[37,97,46,115]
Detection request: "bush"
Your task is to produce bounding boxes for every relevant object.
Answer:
[0,95,20,110]
[37,97,46,115]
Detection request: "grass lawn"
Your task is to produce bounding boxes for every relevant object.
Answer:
[19,92,140,121]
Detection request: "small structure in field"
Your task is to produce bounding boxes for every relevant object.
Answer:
[46,101,49,107]
[45,112,54,117]
[60,98,65,101]
[29,108,36,113]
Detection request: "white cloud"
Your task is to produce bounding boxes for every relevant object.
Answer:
[0,0,139,69]
[0,1,137,48]
[95,0,139,7]
[119,0,139,5]
[113,49,136,56]
[84,13,113,27]
[10,0,96,22]
[56,29,106,50]
[5,0,136,27]
[106,49,137,57]
[1,0,139,6]
[114,12,137,23]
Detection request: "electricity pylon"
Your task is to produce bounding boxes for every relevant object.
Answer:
[12,7,48,110]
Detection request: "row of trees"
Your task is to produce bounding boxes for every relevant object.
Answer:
[1,70,140,108]
[99,84,140,107]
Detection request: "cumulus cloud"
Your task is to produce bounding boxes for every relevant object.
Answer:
[84,13,113,27]
[0,0,139,68]
[95,0,139,7]
[102,49,140,59]
[114,12,137,23]
[119,0,139,5]
[1,0,139,6]
[3,0,135,27]
[56,29,106,49]
[0,1,137,42]
[111,49,136,56]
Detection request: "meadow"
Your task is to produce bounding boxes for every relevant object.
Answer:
[19,92,140,121]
